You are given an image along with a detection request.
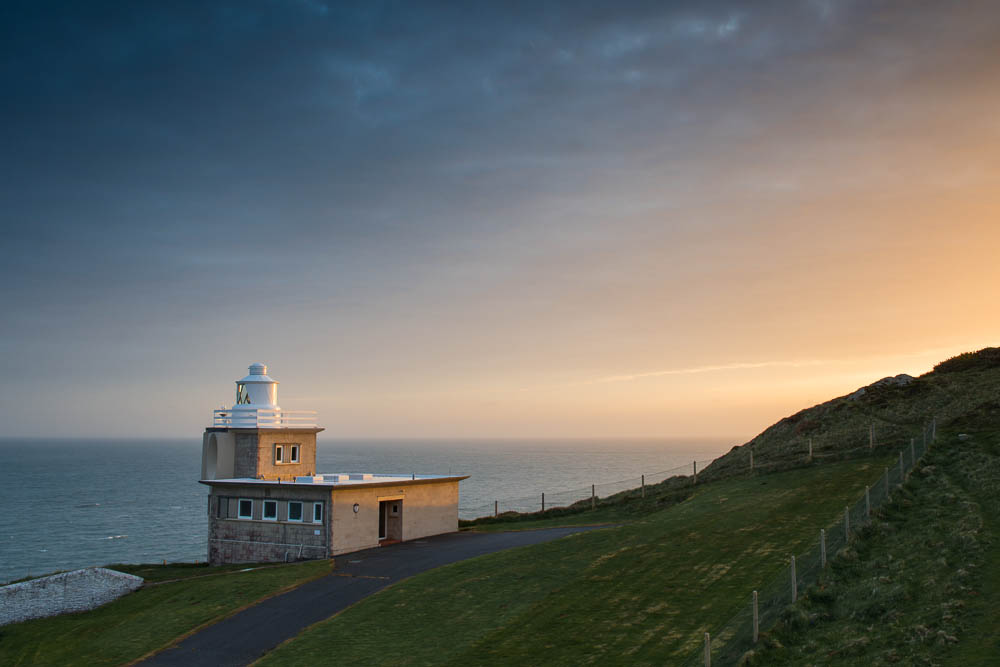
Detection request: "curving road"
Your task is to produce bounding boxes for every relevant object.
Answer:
[138,525,605,667]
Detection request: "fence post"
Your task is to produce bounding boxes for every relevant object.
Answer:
[911,439,916,468]
[932,416,937,442]
[791,555,797,602]
[750,449,754,472]
[693,460,698,485]
[865,485,870,518]
[591,484,596,510]
[494,500,498,517]
[808,438,813,460]
[870,422,875,449]
[641,474,645,498]
[845,506,850,541]
[704,632,711,667]
[899,451,904,481]
[820,529,827,568]
[542,493,545,513]
[753,590,759,643]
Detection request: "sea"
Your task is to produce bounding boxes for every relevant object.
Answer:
[0,437,733,584]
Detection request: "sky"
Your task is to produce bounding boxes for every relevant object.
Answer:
[2,1,998,440]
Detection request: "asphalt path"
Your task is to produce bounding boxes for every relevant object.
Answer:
[139,525,605,667]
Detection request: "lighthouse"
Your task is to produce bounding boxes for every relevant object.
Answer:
[200,363,467,565]
[201,363,321,481]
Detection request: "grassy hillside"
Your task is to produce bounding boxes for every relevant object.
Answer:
[739,428,1000,665]
[258,459,891,666]
[702,347,1000,481]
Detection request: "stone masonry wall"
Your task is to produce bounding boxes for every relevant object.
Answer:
[207,486,331,565]
[234,432,260,477]
[0,567,144,626]
[254,430,317,480]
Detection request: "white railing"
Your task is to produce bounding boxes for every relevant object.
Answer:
[213,408,318,429]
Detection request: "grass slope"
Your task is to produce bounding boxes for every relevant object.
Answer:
[744,428,1000,665]
[258,458,890,666]
[0,560,332,666]
[703,347,1000,481]
[461,482,693,532]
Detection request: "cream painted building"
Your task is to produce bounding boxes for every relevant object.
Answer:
[200,364,467,564]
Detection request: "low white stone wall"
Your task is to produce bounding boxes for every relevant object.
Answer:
[0,567,144,626]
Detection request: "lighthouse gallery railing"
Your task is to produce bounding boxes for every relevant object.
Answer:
[213,408,318,429]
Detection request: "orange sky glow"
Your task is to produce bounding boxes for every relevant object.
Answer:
[3,2,999,442]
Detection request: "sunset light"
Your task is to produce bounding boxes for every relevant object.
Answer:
[4,3,999,440]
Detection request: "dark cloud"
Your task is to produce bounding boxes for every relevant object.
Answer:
[2,1,999,434]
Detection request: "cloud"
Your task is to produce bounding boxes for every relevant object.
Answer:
[585,344,989,385]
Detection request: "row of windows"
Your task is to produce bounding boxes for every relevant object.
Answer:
[216,497,323,523]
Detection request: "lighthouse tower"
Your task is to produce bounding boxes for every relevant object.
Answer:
[201,363,322,481]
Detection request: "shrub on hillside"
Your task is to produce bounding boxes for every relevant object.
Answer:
[933,347,1000,374]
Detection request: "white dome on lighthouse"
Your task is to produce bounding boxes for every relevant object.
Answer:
[235,362,279,407]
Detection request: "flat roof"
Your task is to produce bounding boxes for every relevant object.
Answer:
[200,473,468,490]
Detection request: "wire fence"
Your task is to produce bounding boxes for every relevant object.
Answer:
[684,420,934,666]
[459,458,716,519]
[460,414,936,522]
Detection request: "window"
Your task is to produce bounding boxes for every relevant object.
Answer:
[238,499,253,519]
[288,501,303,522]
[263,500,277,520]
[236,383,251,405]
[313,502,323,523]
[274,444,300,464]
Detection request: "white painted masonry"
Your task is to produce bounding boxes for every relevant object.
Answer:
[0,567,144,626]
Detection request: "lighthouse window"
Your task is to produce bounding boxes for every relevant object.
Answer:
[238,499,253,519]
[288,502,303,522]
[263,500,278,520]
[274,444,300,464]
[236,383,251,405]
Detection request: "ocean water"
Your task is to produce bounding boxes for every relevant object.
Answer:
[0,437,732,584]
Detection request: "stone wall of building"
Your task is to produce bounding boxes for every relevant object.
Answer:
[0,567,143,627]
[398,480,461,542]
[254,430,318,480]
[328,479,461,555]
[233,432,260,477]
[231,429,319,480]
[207,486,331,564]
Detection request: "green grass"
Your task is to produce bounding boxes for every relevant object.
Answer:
[737,427,1000,666]
[461,482,694,532]
[257,458,891,666]
[702,348,1000,482]
[0,559,332,666]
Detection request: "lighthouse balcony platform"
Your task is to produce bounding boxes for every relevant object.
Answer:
[213,408,318,429]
